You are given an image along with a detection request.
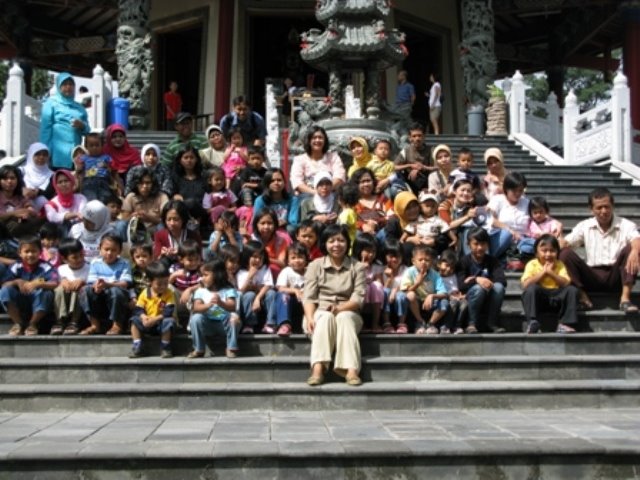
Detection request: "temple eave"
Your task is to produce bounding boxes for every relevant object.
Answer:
[316,4,390,24]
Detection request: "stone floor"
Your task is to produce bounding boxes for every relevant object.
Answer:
[1,408,640,460]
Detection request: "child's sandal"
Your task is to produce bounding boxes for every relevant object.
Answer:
[382,323,396,334]
[8,324,23,337]
[106,323,123,335]
[79,325,100,335]
[395,324,408,334]
[63,323,79,335]
[50,324,63,336]
[24,325,38,336]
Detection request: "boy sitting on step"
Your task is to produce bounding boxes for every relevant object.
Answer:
[456,227,506,333]
[53,238,89,335]
[0,235,58,336]
[129,261,177,358]
[400,245,449,334]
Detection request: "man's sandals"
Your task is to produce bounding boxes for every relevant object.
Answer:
[620,301,639,314]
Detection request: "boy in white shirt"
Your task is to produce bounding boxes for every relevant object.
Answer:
[53,238,90,335]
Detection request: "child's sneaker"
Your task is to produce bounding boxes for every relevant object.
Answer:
[439,326,451,334]
[128,344,144,358]
[454,328,464,335]
[527,319,540,334]
[426,325,439,335]
[261,324,276,334]
[241,326,254,334]
[465,324,478,334]
[161,347,173,359]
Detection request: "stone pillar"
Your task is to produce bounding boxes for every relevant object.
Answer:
[2,63,25,157]
[563,89,579,164]
[610,70,632,163]
[90,64,106,131]
[459,0,497,109]
[116,0,153,129]
[509,70,526,135]
[328,64,344,118]
[547,92,561,148]
[364,67,380,118]
[621,1,640,138]
[265,84,280,168]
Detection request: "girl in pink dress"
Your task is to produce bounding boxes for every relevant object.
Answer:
[221,128,248,189]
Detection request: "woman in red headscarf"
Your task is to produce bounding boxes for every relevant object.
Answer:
[103,123,141,182]
[44,170,87,234]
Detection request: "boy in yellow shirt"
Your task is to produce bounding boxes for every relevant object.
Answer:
[336,182,359,250]
[129,261,177,358]
[366,139,396,195]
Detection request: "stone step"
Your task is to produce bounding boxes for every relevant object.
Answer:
[2,353,639,384]
[527,191,640,200]
[1,378,639,411]
[1,409,638,479]
[2,332,640,358]
[522,202,636,215]
[546,214,640,228]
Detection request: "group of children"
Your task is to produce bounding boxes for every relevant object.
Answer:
[0,121,583,359]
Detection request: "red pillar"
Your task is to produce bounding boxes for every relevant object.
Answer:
[214,1,235,122]
[623,2,640,138]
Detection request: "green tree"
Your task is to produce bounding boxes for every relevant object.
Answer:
[523,74,549,103]
[31,68,52,100]
[524,69,611,111]
[564,67,610,111]
[0,63,52,104]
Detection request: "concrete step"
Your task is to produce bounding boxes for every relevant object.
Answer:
[546,214,640,228]
[2,353,639,384]
[527,192,640,200]
[2,332,640,358]
[1,378,639,411]
[1,409,638,479]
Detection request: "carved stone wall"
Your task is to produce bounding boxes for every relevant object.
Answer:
[460,0,497,107]
[116,0,153,128]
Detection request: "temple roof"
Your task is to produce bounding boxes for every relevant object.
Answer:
[493,0,624,74]
[300,23,406,71]
[0,0,628,78]
[0,0,118,75]
[315,0,391,25]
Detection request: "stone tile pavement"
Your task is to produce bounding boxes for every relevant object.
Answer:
[0,409,639,459]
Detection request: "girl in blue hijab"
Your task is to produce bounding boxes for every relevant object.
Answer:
[39,72,90,169]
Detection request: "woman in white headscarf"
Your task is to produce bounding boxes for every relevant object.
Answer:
[199,124,226,168]
[69,200,115,261]
[20,142,55,212]
[299,171,340,224]
[125,143,174,197]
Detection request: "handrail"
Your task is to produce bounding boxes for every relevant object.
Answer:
[193,113,215,132]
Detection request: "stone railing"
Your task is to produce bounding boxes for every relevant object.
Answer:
[0,63,113,159]
[508,69,633,165]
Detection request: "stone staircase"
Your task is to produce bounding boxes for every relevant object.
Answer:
[1,134,640,478]
[127,130,176,154]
